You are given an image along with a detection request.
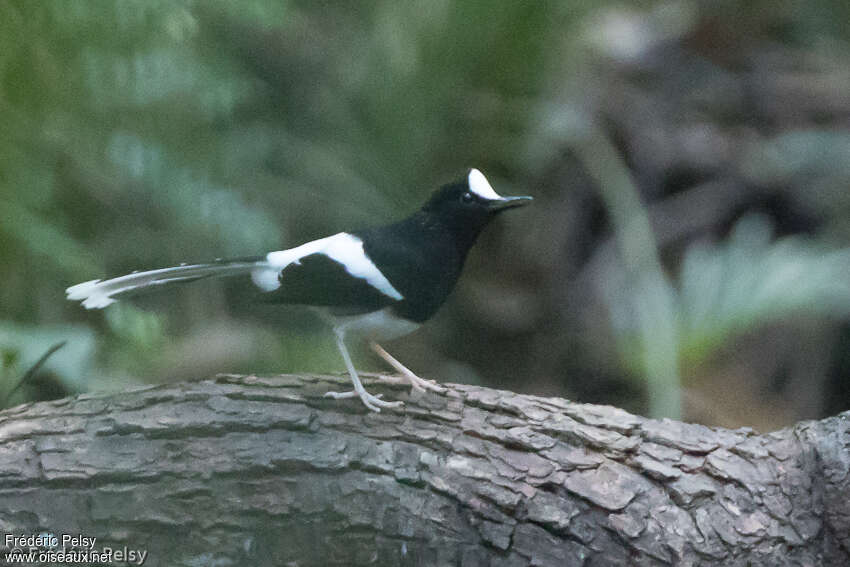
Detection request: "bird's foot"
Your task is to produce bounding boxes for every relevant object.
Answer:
[324,389,404,412]
[376,372,446,393]
[405,373,447,393]
[370,342,447,394]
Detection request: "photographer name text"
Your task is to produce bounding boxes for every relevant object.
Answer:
[4,533,148,565]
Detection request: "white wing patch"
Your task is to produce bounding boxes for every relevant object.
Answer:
[468,168,503,201]
[252,232,404,300]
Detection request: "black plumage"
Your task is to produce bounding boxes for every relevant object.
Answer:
[67,168,532,411]
[262,253,396,315]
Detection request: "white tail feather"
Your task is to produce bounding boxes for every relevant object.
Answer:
[66,261,263,310]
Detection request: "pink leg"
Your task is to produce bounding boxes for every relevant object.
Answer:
[370,342,447,394]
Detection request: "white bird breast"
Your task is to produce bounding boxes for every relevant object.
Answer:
[331,307,421,341]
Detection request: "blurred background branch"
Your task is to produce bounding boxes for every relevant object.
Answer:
[1,0,849,429]
[574,128,681,419]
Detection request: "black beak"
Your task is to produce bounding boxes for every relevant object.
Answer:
[487,195,533,212]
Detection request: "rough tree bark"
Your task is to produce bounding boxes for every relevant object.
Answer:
[0,373,847,566]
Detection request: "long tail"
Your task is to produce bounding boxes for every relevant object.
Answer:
[66,259,264,309]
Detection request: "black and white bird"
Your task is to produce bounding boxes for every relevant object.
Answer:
[66,169,532,411]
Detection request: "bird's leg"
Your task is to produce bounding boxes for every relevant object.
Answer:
[370,342,447,393]
[324,332,403,412]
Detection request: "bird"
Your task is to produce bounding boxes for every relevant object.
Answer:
[66,168,532,411]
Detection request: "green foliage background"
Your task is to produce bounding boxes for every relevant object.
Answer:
[1,0,849,427]
[0,0,575,401]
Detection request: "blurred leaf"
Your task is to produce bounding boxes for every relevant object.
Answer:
[579,129,681,419]
[607,213,850,376]
[12,0,848,417]
[1,340,66,406]
[0,199,100,274]
[742,130,850,184]
[104,131,282,255]
[678,215,850,364]
[0,321,97,395]
[105,302,165,352]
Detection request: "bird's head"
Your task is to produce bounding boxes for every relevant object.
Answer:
[421,169,532,234]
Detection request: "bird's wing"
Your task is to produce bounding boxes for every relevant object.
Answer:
[251,233,403,314]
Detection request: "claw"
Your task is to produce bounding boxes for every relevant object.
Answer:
[324,391,384,400]
[324,390,401,412]
[330,332,404,412]
[371,342,447,394]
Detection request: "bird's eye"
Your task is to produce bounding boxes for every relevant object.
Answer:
[461,192,474,204]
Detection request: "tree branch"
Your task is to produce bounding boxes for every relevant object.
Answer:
[0,374,847,566]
